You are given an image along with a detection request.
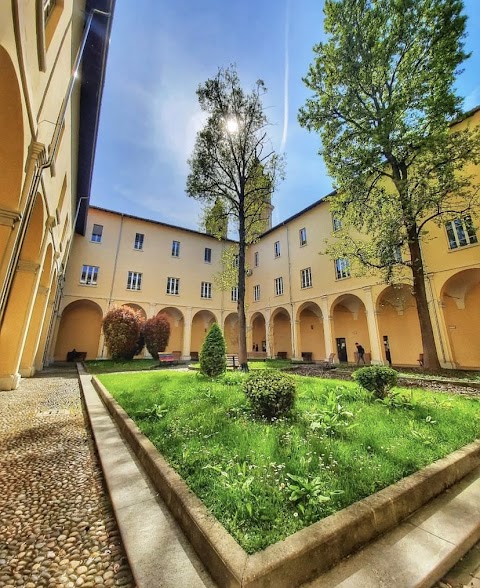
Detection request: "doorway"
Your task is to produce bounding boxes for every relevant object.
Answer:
[336,337,347,363]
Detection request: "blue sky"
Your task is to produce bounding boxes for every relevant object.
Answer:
[90,0,480,232]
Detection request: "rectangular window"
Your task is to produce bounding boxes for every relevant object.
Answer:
[91,224,103,243]
[254,251,259,267]
[134,233,144,250]
[80,265,98,285]
[172,240,180,257]
[201,281,212,299]
[332,217,342,231]
[299,227,307,246]
[335,258,350,280]
[274,241,281,258]
[166,277,179,295]
[231,286,238,302]
[445,215,478,249]
[274,277,284,296]
[204,247,212,263]
[300,267,312,289]
[127,271,142,291]
[254,284,260,302]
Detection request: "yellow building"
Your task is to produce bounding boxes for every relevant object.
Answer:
[53,108,479,370]
[0,1,114,390]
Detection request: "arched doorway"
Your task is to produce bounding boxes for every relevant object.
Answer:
[251,312,266,354]
[54,299,103,360]
[157,307,184,353]
[271,307,292,358]
[331,294,368,363]
[190,310,217,356]
[297,302,325,360]
[224,313,239,353]
[376,284,421,366]
[441,269,480,368]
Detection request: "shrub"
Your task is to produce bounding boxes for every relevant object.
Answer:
[102,306,142,360]
[243,370,296,419]
[200,323,226,377]
[143,314,171,358]
[352,365,398,399]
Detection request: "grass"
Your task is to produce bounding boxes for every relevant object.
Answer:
[98,369,479,553]
[85,359,161,373]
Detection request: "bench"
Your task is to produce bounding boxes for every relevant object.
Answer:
[276,352,288,360]
[226,354,239,370]
[190,351,199,362]
[321,352,336,371]
[302,352,313,362]
[158,352,180,365]
[67,350,87,362]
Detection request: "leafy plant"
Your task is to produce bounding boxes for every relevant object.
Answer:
[135,403,168,420]
[143,314,171,358]
[200,323,227,377]
[286,473,342,520]
[309,390,355,436]
[243,370,296,419]
[352,366,398,399]
[102,305,142,360]
[375,390,413,411]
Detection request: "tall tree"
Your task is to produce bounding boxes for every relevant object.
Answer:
[187,65,284,370]
[299,0,480,369]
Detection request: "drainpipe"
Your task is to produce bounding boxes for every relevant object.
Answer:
[0,9,111,327]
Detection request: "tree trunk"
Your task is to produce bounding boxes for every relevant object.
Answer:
[408,231,441,370]
[237,210,249,371]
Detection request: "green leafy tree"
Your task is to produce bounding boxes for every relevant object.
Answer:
[200,322,227,377]
[102,306,142,360]
[143,314,171,358]
[187,65,284,370]
[299,0,480,369]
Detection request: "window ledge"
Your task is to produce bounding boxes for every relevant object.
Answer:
[447,242,479,252]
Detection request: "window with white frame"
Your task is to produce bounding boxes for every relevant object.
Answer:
[445,215,478,249]
[201,281,212,299]
[274,241,281,258]
[91,224,103,243]
[166,277,179,295]
[204,247,212,263]
[254,251,259,267]
[274,277,284,296]
[127,271,142,291]
[253,284,260,301]
[134,233,144,250]
[231,286,238,302]
[335,258,350,280]
[299,227,307,246]
[172,240,180,257]
[80,265,98,285]
[332,216,342,231]
[300,267,312,289]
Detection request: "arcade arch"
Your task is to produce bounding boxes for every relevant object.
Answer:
[224,312,239,353]
[54,299,103,360]
[251,312,266,353]
[190,310,217,355]
[330,294,368,363]
[157,307,184,353]
[271,307,292,358]
[297,302,325,360]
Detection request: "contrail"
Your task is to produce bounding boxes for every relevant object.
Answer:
[280,0,290,153]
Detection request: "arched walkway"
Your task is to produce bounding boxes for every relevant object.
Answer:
[271,307,292,358]
[190,310,217,355]
[297,302,325,360]
[157,307,184,353]
[376,284,421,366]
[251,312,266,353]
[441,269,480,368]
[54,300,103,360]
[123,303,147,320]
[224,312,239,353]
[331,294,368,363]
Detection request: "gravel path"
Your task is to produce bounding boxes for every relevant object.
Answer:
[0,366,135,588]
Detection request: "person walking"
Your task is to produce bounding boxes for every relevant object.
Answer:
[355,342,366,365]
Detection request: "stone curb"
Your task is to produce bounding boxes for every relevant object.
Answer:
[92,375,480,588]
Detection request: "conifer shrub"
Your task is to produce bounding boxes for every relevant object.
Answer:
[143,314,171,358]
[243,370,296,419]
[102,306,142,360]
[200,323,226,377]
[352,365,398,399]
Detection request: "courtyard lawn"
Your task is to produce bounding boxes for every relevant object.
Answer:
[85,359,161,374]
[98,370,479,553]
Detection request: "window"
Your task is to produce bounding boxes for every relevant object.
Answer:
[80,265,98,285]
[332,217,342,231]
[274,277,284,296]
[233,254,239,268]
[91,224,103,243]
[445,215,478,249]
[127,271,142,291]
[172,240,180,257]
[300,267,312,289]
[166,277,179,295]
[201,281,212,299]
[134,233,144,250]
[254,251,259,267]
[204,247,212,263]
[299,227,307,246]
[335,258,350,280]
[274,241,281,258]
[231,286,238,302]
[253,284,260,302]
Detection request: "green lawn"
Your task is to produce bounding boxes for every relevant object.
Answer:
[85,359,161,373]
[99,370,480,553]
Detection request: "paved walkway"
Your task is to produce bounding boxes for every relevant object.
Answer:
[0,365,135,588]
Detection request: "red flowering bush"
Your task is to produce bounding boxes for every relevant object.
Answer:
[143,314,171,358]
[102,306,143,360]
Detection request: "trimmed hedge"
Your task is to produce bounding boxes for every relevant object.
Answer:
[200,323,227,377]
[243,370,296,419]
[352,365,398,399]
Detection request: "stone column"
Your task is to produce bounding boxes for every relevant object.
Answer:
[320,296,334,358]
[182,307,193,360]
[291,319,301,360]
[363,287,383,364]
[265,309,272,358]
[19,285,50,377]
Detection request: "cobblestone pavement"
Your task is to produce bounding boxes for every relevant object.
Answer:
[435,541,480,588]
[0,366,135,588]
